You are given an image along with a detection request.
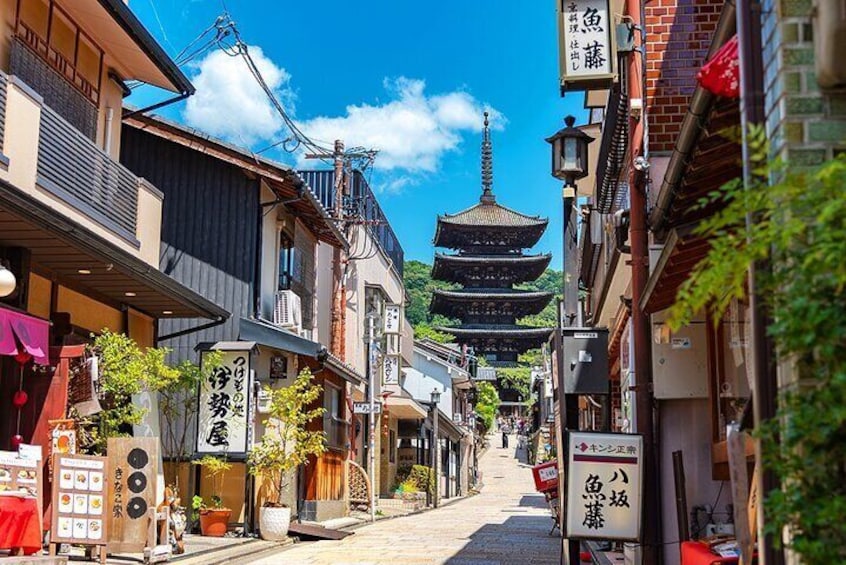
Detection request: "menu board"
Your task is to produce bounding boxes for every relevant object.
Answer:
[50,454,108,546]
[0,450,41,499]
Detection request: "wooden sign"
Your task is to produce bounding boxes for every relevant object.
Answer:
[50,453,109,563]
[107,437,158,554]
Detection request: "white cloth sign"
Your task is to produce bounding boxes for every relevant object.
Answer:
[382,354,400,385]
[383,305,401,334]
[197,351,251,455]
[565,431,643,541]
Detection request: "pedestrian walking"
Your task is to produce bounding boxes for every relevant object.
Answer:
[501,422,510,448]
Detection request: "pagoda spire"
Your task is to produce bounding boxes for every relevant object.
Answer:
[481,111,495,203]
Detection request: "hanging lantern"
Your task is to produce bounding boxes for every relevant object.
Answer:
[10,434,23,450]
[14,351,32,365]
[12,390,27,408]
[545,115,594,185]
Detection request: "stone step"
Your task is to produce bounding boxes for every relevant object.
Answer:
[169,539,285,565]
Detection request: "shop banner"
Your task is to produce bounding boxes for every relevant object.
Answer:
[197,351,251,456]
[557,0,616,91]
[565,431,643,541]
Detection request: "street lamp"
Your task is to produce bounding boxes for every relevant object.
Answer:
[545,115,594,191]
[430,388,441,508]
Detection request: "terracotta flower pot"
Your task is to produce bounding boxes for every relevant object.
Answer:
[199,508,231,537]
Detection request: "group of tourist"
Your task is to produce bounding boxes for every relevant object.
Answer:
[496,415,529,449]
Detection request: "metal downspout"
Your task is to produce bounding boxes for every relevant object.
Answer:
[649,0,738,231]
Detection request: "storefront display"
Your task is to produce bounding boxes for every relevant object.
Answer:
[0,449,43,556]
[50,453,109,564]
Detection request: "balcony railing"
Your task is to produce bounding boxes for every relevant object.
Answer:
[16,21,100,105]
[11,36,97,140]
[0,73,6,152]
[298,169,405,276]
[37,103,139,243]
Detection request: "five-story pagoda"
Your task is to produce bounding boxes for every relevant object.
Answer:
[430,113,553,364]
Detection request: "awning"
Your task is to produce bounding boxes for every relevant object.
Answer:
[640,229,711,314]
[239,318,323,358]
[0,307,49,364]
[385,395,428,420]
[238,318,365,385]
[0,178,229,320]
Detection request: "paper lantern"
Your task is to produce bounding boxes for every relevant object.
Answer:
[12,390,27,408]
[14,351,32,365]
[10,434,23,450]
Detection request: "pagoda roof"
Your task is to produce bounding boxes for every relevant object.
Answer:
[434,198,548,250]
[432,252,552,285]
[430,289,553,319]
[436,325,553,354]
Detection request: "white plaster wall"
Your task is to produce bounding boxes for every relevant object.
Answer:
[659,399,726,565]
[258,182,279,321]
[314,242,334,347]
[404,352,455,418]
[344,225,406,375]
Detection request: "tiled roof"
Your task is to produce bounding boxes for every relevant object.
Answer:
[438,200,547,228]
[432,289,553,301]
[434,253,553,265]
[437,325,554,338]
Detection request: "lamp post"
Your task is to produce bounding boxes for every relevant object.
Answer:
[430,387,441,508]
[546,116,593,565]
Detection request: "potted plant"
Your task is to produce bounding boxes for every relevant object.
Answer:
[248,368,326,541]
[192,455,232,536]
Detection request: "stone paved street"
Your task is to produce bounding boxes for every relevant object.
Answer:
[247,435,561,564]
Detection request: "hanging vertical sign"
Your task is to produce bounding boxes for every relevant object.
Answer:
[383,304,401,334]
[383,304,401,386]
[557,0,616,92]
[382,354,400,385]
[197,351,251,456]
[565,431,643,541]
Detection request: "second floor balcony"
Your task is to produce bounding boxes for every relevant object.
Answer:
[0,71,162,266]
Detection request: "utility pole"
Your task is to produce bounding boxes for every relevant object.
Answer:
[432,402,440,508]
[329,140,346,360]
[367,315,377,522]
[625,0,660,561]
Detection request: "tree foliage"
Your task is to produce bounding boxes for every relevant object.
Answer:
[248,368,327,507]
[668,126,846,563]
[474,381,500,433]
[75,331,182,454]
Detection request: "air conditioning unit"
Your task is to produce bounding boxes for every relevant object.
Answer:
[273,290,302,334]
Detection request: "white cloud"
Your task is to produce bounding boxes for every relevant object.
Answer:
[182,46,503,182]
[298,77,504,173]
[182,45,292,146]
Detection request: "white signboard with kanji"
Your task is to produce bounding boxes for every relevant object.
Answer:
[382,354,400,385]
[558,0,615,89]
[565,431,643,541]
[197,351,251,456]
[384,304,402,334]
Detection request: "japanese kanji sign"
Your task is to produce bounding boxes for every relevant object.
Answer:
[383,304,402,334]
[197,350,251,455]
[565,431,643,541]
[558,0,616,90]
[382,354,400,385]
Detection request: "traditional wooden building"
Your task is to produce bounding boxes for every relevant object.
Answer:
[430,114,553,367]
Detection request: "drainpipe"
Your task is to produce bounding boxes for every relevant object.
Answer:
[104,107,114,154]
[736,0,783,563]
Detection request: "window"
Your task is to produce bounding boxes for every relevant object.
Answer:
[278,232,294,290]
[323,383,347,449]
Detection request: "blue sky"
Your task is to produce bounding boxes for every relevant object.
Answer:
[129,0,586,270]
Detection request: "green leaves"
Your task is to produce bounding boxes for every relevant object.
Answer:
[668,131,846,563]
[247,368,327,506]
[474,381,500,432]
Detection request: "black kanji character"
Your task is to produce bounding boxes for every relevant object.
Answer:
[610,490,630,508]
[208,392,231,418]
[206,421,229,447]
[584,41,606,70]
[582,7,603,33]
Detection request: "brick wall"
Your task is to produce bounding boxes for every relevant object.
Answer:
[762,0,846,166]
[645,0,724,153]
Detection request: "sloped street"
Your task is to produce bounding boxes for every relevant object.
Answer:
[248,436,561,564]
